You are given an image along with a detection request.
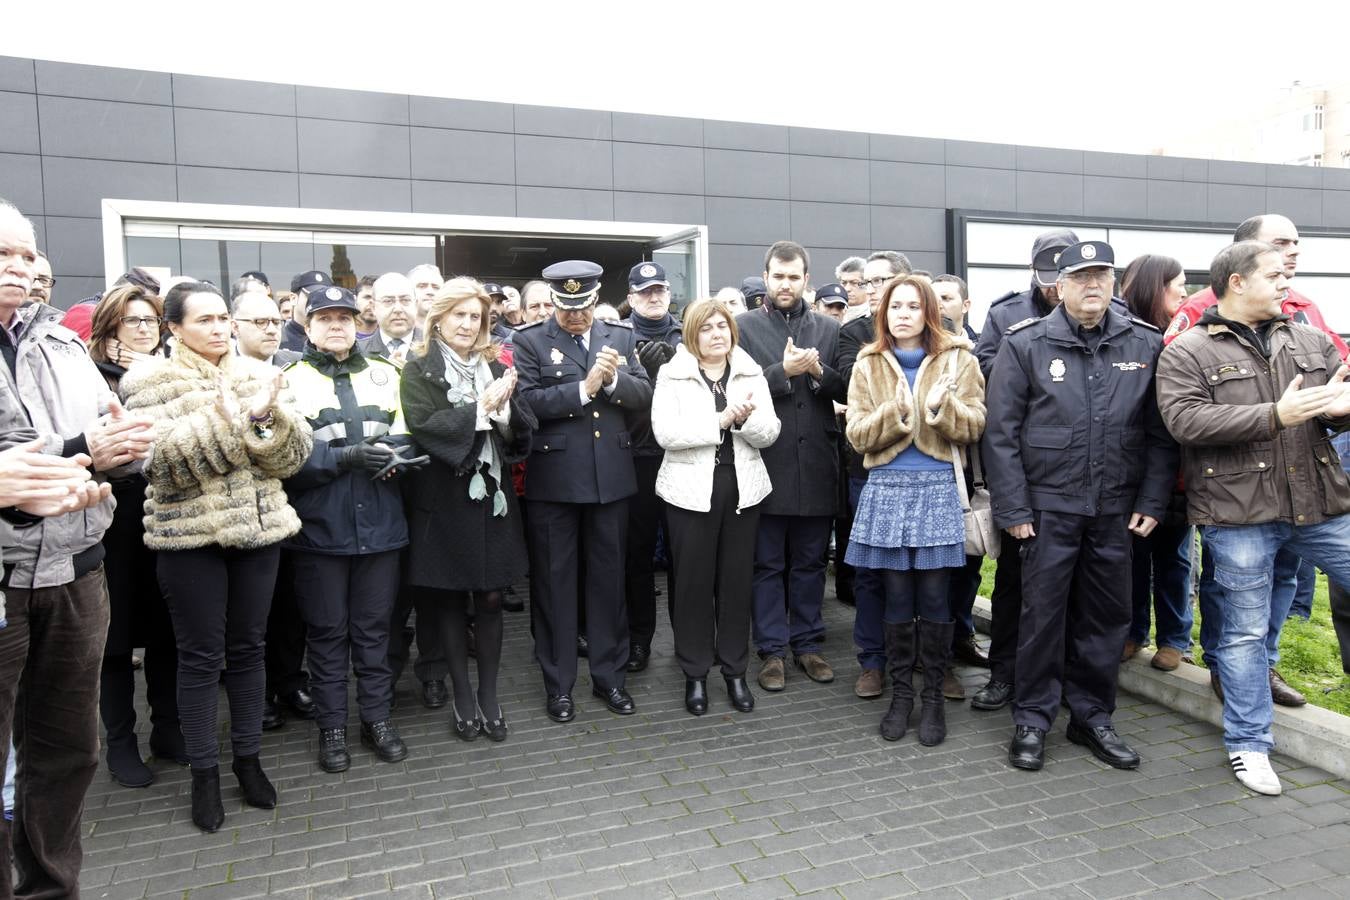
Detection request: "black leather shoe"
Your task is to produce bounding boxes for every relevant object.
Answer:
[685,678,708,716]
[593,686,636,715]
[725,675,755,713]
[107,737,153,788]
[478,704,509,742]
[1066,721,1140,770]
[452,702,481,742]
[627,643,651,673]
[361,719,409,763]
[952,634,991,669]
[317,726,350,773]
[971,679,1013,711]
[577,634,590,658]
[1008,725,1046,771]
[547,693,575,723]
[261,698,285,731]
[421,679,449,709]
[282,688,317,719]
[231,754,277,809]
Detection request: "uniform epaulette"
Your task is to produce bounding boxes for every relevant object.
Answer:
[1129,316,1160,333]
[607,320,633,329]
[1005,316,1039,334]
[514,320,544,331]
[280,359,300,372]
[988,290,1020,307]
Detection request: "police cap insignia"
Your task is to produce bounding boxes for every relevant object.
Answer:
[1081,244,1097,260]
[564,279,581,294]
[639,264,657,279]
[325,287,342,300]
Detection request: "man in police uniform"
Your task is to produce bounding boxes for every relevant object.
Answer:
[968,228,1078,713]
[513,261,653,722]
[983,241,1177,772]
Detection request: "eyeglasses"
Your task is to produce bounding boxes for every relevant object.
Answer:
[1063,269,1115,285]
[839,279,864,290]
[33,275,55,288]
[235,316,285,329]
[120,316,162,329]
[377,296,416,307]
[862,276,892,291]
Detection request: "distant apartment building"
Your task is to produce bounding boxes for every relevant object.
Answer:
[1163,81,1350,168]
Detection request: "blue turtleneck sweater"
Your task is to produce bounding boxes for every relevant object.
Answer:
[878,346,946,471]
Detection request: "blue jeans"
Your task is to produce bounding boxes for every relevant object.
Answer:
[1286,558,1317,619]
[1203,516,1350,753]
[1129,523,1194,650]
[1198,544,1299,668]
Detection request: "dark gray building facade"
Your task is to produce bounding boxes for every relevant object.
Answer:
[5,53,1350,317]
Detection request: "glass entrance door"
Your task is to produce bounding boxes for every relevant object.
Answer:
[643,225,708,312]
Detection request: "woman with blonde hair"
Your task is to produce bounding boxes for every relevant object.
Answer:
[89,285,184,787]
[401,278,534,740]
[652,298,780,715]
[845,276,985,746]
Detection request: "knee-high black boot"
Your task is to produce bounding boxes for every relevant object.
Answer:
[880,622,916,741]
[918,619,955,747]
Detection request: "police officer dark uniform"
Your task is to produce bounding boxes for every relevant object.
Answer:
[623,261,682,672]
[967,228,1078,713]
[982,241,1177,772]
[279,270,331,352]
[281,285,414,772]
[513,260,654,721]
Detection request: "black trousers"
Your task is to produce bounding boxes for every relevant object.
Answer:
[292,550,399,728]
[0,567,110,900]
[667,467,760,678]
[1013,511,1131,732]
[528,498,630,695]
[626,455,668,649]
[264,551,308,698]
[388,578,447,684]
[158,544,279,768]
[987,536,1028,684]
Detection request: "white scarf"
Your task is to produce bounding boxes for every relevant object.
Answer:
[438,342,508,516]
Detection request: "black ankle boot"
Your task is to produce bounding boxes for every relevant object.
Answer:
[191,766,225,833]
[318,726,351,773]
[685,678,708,716]
[881,621,917,741]
[106,734,153,788]
[917,620,955,747]
[724,675,755,712]
[231,754,277,809]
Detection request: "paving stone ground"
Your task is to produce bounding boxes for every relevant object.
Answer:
[80,576,1350,898]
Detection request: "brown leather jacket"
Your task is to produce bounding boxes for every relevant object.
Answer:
[1156,310,1350,527]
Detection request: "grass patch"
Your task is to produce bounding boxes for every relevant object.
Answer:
[975,557,1350,716]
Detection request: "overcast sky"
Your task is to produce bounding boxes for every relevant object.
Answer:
[27,0,1349,157]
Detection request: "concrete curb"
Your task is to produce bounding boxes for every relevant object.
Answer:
[972,596,1350,780]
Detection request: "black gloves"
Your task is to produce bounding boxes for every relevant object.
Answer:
[337,440,395,475]
[369,445,430,481]
[637,340,676,380]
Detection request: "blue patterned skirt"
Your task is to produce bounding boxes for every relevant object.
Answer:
[845,468,965,571]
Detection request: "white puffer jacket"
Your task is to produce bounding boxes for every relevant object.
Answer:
[652,344,780,513]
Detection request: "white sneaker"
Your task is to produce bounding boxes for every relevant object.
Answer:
[1229,751,1282,795]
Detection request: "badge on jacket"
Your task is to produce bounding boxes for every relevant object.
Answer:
[550,347,565,365]
[1049,358,1066,382]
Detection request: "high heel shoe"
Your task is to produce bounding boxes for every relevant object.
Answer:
[452,702,481,742]
[685,678,708,716]
[478,702,509,742]
[725,675,755,713]
[191,766,225,833]
[231,754,277,809]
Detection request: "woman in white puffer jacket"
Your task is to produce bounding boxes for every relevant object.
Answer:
[652,298,781,717]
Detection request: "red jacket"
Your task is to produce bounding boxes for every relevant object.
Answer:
[1164,286,1349,360]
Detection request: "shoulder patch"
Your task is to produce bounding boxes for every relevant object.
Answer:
[1130,316,1161,333]
[1163,312,1190,340]
[1005,316,1039,334]
[988,290,1020,307]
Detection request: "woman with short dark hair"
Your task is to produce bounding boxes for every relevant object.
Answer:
[1119,255,1194,670]
[122,281,313,833]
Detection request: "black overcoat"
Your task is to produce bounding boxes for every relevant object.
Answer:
[399,347,535,591]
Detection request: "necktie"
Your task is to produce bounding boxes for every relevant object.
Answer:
[572,333,587,356]
[389,339,405,364]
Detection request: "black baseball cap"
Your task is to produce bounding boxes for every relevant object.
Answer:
[290,270,332,294]
[1031,229,1080,287]
[816,283,849,306]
